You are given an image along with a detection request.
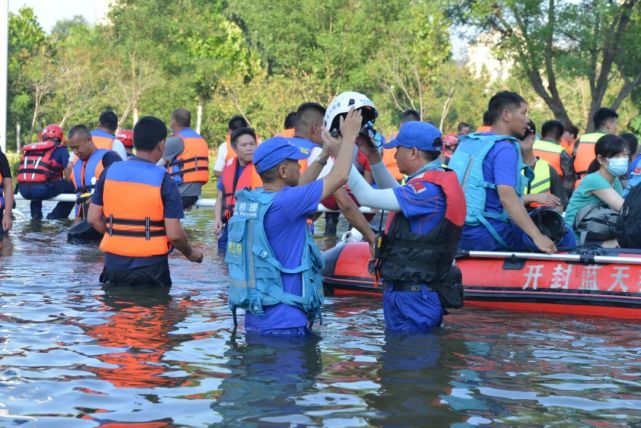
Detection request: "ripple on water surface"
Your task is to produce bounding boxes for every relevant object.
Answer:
[1,204,641,426]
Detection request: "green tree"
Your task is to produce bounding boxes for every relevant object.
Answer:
[450,0,641,130]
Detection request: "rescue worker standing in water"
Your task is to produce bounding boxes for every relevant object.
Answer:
[88,116,203,287]
[161,108,210,210]
[67,125,122,221]
[347,121,466,332]
[225,109,362,337]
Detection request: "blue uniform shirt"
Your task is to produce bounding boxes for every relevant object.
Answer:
[51,146,70,170]
[245,180,323,335]
[385,174,446,333]
[92,156,184,269]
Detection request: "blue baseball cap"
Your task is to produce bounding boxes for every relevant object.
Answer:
[383,121,442,151]
[253,136,312,174]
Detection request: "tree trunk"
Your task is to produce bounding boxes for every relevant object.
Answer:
[196,101,203,134]
[133,105,139,125]
[16,123,21,152]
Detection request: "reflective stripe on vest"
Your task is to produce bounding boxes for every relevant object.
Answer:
[17,141,64,183]
[221,157,262,220]
[72,149,109,193]
[533,140,563,175]
[574,132,604,176]
[168,128,209,184]
[99,160,170,257]
[224,188,324,323]
[91,129,115,151]
[448,132,525,247]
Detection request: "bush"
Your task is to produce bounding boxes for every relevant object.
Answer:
[5,151,20,177]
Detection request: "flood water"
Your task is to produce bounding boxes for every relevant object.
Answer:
[1,203,641,427]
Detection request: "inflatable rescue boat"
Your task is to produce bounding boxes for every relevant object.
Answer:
[322,242,641,319]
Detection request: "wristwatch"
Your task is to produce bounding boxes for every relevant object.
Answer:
[317,157,329,166]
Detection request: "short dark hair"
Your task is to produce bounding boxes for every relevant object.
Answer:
[295,102,326,132]
[230,127,256,147]
[542,120,564,141]
[133,116,168,151]
[68,124,91,139]
[259,164,281,183]
[620,132,639,157]
[593,107,618,130]
[457,122,470,132]
[284,112,298,129]
[171,108,191,128]
[564,122,579,138]
[487,91,526,125]
[228,115,249,132]
[401,109,421,124]
[99,111,118,132]
[482,110,491,126]
[419,150,441,162]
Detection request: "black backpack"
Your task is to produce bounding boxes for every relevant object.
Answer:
[616,184,641,248]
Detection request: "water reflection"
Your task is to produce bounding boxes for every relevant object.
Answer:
[211,334,322,426]
[84,285,190,389]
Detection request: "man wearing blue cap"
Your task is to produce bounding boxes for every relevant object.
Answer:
[225,109,363,336]
[346,121,466,333]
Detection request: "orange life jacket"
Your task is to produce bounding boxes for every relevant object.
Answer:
[224,134,234,162]
[221,157,262,220]
[17,140,64,183]
[100,160,170,257]
[91,129,116,150]
[279,128,296,138]
[574,132,604,177]
[382,148,403,181]
[533,140,563,176]
[71,149,109,193]
[560,136,575,156]
[476,125,492,133]
[168,128,209,184]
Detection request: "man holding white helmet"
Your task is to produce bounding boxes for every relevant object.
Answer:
[329,101,466,332]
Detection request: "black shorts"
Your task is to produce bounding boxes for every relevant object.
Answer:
[99,259,172,287]
[181,196,199,210]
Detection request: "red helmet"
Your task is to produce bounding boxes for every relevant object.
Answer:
[441,133,459,158]
[42,124,63,143]
[116,129,134,148]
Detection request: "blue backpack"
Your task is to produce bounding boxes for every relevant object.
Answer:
[224,188,325,328]
[448,132,527,246]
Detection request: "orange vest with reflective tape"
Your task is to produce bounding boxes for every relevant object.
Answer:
[168,128,209,184]
[100,160,170,257]
[221,157,262,219]
[574,132,604,176]
[91,129,115,150]
[533,140,563,176]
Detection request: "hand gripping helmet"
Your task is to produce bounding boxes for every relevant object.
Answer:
[116,129,134,148]
[42,124,64,143]
[324,91,378,137]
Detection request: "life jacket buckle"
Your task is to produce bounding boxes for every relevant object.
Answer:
[145,217,151,240]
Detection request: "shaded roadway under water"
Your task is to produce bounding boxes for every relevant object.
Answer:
[1,204,641,427]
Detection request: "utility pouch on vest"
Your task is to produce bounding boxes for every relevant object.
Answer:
[433,265,464,309]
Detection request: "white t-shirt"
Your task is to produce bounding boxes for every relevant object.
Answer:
[307,146,334,178]
[214,141,228,172]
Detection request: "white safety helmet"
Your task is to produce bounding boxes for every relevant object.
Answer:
[324,91,378,135]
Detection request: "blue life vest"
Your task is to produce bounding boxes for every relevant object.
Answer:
[447,132,528,247]
[623,155,641,197]
[73,149,109,193]
[224,188,325,327]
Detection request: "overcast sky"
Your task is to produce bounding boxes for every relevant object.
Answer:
[8,0,110,32]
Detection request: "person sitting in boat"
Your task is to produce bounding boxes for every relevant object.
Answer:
[449,91,560,254]
[521,120,567,211]
[225,108,362,337]
[68,125,122,221]
[294,99,375,245]
[214,127,261,252]
[565,134,626,246]
[346,120,465,333]
[17,124,76,220]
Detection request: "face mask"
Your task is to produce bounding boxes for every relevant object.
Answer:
[606,157,628,177]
